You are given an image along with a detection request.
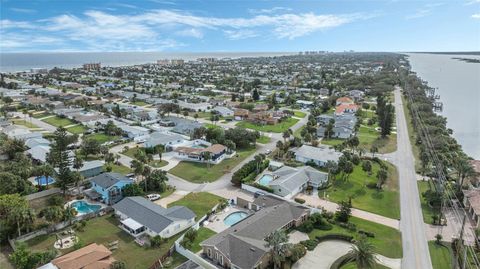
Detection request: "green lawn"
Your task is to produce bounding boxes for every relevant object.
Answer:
[32,112,52,119]
[236,118,299,133]
[84,133,120,144]
[257,135,271,144]
[150,160,169,168]
[131,101,148,106]
[11,119,39,128]
[293,111,306,118]
[190,111,212,119]
[66,125,88,134]
[169,192,225,219]
[169,147,256,183]
[24,215,184,269]
[401,94,421,171]
[104,164,132,175]
[418,180,439,224]
[308,216,403,259]
[319,161,400,219]
[188,227,216,253]
[122,147,144,159]
[428,241,453,269]
[321,138,345,146]
[42,116,75,127]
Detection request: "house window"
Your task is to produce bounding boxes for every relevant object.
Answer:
[220,256,224,265]
[215,252,218,260]
[207,249,211,257]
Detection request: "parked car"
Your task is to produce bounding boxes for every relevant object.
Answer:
[146,194,161,201]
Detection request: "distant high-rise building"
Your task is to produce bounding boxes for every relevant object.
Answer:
[83,63,101,70]
[171,59,185,65]
[197,57,216,63]
[157,59,170,66]
[30,68,48,74]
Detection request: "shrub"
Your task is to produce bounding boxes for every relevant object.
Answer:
[250,183,274,193]
[48,195,65,206]
[289,243,307,262]
[300,239,319,251]
[297,220,314,233]
[294,198,306,204]
[150,235,164,248]
[316,234,354,243]
[358,230,375,238]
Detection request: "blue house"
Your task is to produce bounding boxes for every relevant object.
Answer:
[88,173,133,205]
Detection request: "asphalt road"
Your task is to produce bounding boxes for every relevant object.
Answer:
[392,86,433,269]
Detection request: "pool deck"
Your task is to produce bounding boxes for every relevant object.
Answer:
[203,206,251,233]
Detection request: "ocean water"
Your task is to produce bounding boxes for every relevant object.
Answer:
[0,51,294,72]
[407,53,480,159]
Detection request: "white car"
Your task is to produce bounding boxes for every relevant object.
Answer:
[146,194,161,201]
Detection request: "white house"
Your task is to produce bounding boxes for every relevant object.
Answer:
[292,145,342,167]
[112,196,196,238]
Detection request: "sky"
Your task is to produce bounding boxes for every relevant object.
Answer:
[0,0,479,53]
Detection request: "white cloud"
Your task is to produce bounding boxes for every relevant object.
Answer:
[465,0,480,5]
[10,8,36,14]
[472,13,480,19]
[176,28,204,38]
[406,9,431,19]
[224,29,258,40]
[1,9,368,51]
[248,7,292,14]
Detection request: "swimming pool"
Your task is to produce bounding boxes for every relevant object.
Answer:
[258,174,273,186]
[223,211,248,226]
[35,176,56,186]
[70,200,101,215]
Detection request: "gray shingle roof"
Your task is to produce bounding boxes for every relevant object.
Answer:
[90,172,132,189]
[112,196,195,234]
[201,197,309,269]
[293,145,342,163]
[268,166,328,194]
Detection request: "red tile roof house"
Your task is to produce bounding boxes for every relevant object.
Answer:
[335,96,354,106]
[37,243,115,269]
[335,103,359,116]
[462,189,480,228]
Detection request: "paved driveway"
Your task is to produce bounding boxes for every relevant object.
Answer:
[293,240,401,269]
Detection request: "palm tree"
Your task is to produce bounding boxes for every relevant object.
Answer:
[63,205,77,225]
[349,236,378,269]
[41,206,64,232]
[131,159,145,182]
[276,141,284,159]
[203,151,212,169]
[11,206,35,237]
[264,229,291,269]
[37,164,55,189]
[454,158,476,191]
[282,130,290,143]
[71,171,84,195]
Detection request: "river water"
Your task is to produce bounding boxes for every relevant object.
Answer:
[407,53,480,159]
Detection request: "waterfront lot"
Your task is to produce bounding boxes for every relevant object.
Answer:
[25,215,185,269]
[169,147,256,183]
[236,118,299,133]
[168,192,225,219]
[319,161,400,219]
[308,216,403,259]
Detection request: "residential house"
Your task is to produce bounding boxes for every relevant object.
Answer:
[75,160,104,178]
[296,100,314,109]
[174,142,228,164]
[200,196,310,269]
[88,173,133,205]
[462,189,480,228]
[234,108,249,121]
[144,131,187,150]
[335,97,354,106]
[38,243,115,269]
[335,103,359,116]
[292,144,342,167]
[112,196,195,238]
[266,166,328,198]
[212,106,234,117]
[317,114,357,139]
